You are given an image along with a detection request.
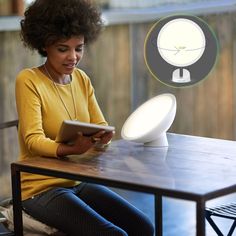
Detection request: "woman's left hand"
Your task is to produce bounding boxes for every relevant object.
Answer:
[90,130,114,147]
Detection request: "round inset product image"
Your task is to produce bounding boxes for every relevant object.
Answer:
[144,14,218,87]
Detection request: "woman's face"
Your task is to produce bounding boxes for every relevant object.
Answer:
[44,35,84,76]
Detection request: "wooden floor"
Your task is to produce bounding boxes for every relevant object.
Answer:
[114,189,236,236]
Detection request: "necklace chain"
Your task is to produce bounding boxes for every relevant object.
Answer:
[44,64,77,120]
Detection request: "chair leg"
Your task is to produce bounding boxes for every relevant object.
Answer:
[228,220,236,236]
[205,212,224,236]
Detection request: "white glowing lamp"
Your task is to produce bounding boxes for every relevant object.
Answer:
[121,93,176,147]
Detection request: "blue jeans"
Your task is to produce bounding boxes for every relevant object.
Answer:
[22,183,154,236]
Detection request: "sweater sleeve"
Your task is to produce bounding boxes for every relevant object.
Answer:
[15,69,59,158]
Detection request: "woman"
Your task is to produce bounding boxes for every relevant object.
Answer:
[15,0,154,235]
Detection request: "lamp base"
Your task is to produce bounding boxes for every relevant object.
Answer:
[144,133,168,147]
[172,68,191,83]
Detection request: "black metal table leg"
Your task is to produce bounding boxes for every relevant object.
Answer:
[196,199,205,236]
[155,194,163,236]
[11,164,23,236]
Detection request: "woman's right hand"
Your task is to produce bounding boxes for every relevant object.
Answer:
[56,130,106,157]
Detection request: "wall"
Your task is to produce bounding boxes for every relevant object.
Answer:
[0,31,43,200]
[129,13,236,140]
[81,12,236,140]
[0,11,236,199]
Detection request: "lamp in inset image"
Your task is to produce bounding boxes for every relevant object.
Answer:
[157,18,206,83]
[121,93,176,147]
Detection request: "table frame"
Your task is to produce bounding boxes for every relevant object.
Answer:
[11,136,236,236]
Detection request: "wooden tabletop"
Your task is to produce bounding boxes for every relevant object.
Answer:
[14,133,236,200]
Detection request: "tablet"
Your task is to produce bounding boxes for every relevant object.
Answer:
[55,120,115,143]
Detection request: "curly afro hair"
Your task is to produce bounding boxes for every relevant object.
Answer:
[20,0,103,57]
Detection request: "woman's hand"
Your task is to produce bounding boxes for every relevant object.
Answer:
[91,130,114,145]
[93,130,114,150]
[57,130,114,157]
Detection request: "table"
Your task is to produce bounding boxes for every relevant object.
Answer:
[11,133,236,236]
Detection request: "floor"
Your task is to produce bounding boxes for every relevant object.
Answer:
[114,188,236,236]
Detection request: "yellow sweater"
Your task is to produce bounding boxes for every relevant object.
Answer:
[15,67,107,200]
